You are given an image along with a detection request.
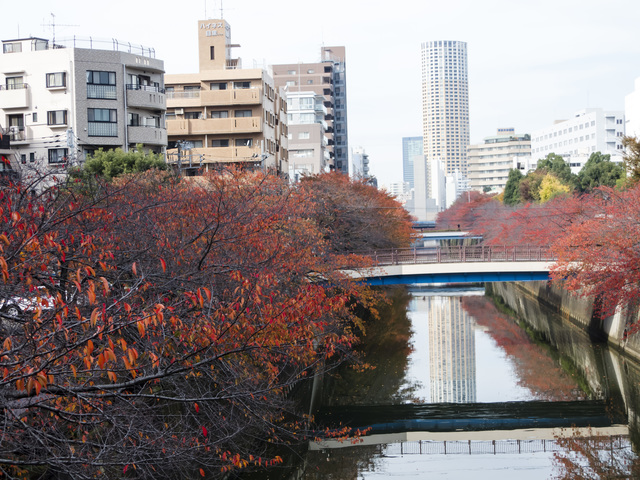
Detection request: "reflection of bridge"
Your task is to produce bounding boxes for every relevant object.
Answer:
[352,245,556,285]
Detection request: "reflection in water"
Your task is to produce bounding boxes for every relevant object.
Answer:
[427,295,477,403]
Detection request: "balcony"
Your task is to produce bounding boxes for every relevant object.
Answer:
[166,88,262,108]
[128,125,167,146]
[6,126,32,145]
[167,117,263,136]
[0,84,30,109]
[168,145,262,165]
[126,85,166,110]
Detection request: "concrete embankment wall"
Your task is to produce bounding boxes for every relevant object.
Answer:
[489,281,640,364]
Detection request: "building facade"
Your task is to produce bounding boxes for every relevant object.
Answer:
[273,46,348,175]
[467,129,532,192]
[531,108,625,170]
[421,40,469,200]
[402,136,422,191]
[165,20,288,174]
[350,146,370,179]
[0,36,166,179]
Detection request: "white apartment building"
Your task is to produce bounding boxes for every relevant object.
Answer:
[531,108,624,172]
[468,129,532,192]
[0,37,166,181]
[286,91,329,180]
[350,146,370,179]
[421,40,469,201]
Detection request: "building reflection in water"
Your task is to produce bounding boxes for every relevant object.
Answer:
[426,296,477,403]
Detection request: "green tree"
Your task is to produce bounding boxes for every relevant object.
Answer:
[536,153,577,187]
[71,144,167,181]
[503,168,523,205]
[622,135,640,184]
[519,170,545,203]
[577,151,625,193]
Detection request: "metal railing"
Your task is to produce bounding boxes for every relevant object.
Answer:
[365,245,556,267]
[126,84,165,94]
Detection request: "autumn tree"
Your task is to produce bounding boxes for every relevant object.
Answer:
[622,135,640,183]
[0,169,384,478]
[536,153,576,187]
[539,173,571,202]
[299,173,415,253]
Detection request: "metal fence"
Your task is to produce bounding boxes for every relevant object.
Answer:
[365,245,557,267]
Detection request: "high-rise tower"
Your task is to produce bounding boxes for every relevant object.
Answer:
[421,41,469,200]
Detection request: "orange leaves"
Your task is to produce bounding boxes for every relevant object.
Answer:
[160,257,167,273]
[201,425,208,438]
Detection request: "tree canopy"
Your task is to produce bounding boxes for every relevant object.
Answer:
[576,152,624,193]
[70,144,167,181]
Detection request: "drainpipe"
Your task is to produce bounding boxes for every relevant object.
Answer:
[123,64,128,151]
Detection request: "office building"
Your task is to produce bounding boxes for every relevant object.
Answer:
[467,129,532,192]
[0,36,166,180]
[402,136,422,191]
[273,46,348,174]
[531,108,625,171]
[421,40,469,202]
[165,20,288,174]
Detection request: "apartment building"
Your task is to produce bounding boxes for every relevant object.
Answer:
[273,46,348,175]
[0,37,166,180]
[531,108,625,170]
[350,146,370,179]
[421,40,469,199]
[467,129,531,192]
[165,20,288,174]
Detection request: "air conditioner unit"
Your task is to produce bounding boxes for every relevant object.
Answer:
[175,108,184,115]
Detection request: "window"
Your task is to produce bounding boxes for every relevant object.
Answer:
[32,112,38,123]
[287,70,296,75]
[235,138,253,147]
[184,112,202,119]
[20,154,26,165]
[235,110,252,118]
[211,139,229,147]
[6,76,24,90]
[88,108,117,136]
[286,80,296,87]
[3,42,22,53]
[211,110,229,118]
[29,152,35,163]
[210,46,215,60]
[128,113,140,126]
[47,110,67,126]
[48,148,68,164]
[292,149,313,158]
[307,69,314,74]
[46,72,66,88]
[233,81,251,89]
[307,80,313,85]
[210,82,227,90]
[87,70,116,99]
[298,132,310,140]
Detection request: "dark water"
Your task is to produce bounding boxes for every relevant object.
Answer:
[293,285,636,479]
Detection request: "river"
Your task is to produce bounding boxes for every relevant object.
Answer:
[293,284,636,479]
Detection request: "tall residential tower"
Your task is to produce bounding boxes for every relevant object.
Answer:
[421,41,469,203]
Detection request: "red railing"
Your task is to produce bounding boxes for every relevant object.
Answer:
[364,245,556,267]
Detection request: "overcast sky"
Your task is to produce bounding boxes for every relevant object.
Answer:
[5,0,640,187]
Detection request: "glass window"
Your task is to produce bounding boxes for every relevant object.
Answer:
[48,148,68,164]
[3,42,22,53]
[235,110,252,118]
[32,112,38,123]
[184,112,202,119]
[211,139,229,147]
[211,111,229,118]
[210,82,227,90]
[233,81,251,89]
[128,113,140,126]
[47,110,67,125]
[88,108,117,136]
[87,70,116,99]
[288,70,296,75]
[235,138,253,147]
[46,72,66,88]
[298,132,310,140]
[6,76,24,90]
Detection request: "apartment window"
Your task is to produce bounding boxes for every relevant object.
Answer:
[298,132,310,140]
[307,69,314,74]
[292,149,313,158]
[307,80,313,85]
[5,76,24,90]
[233,81,251,89]
[29,152,35,163]
[210,82,227,90]
[211,110,229,118]
[47,110,67,126]
[287,70,296,75]
[3,42,22,53]
[32,112,38,123]
[210,46,215,60]
[87,70,116,99]
[211,139,229,147]
[20,154,26,165]
[88,108,117,136]
[48,148,68,164]
[46,72,66,88]
[235,138,253,147]
[286,80,296,87]
[184,112,202,119]
[235,110,252,118]
[128,113,140,126]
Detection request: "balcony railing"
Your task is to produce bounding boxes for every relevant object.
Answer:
[126,84,165,94]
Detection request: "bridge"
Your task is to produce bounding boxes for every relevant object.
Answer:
[351,245,556,285]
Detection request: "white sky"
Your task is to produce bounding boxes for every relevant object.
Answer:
[4,0,640,188]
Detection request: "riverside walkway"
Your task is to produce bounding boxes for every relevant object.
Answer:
[352,245,556,285]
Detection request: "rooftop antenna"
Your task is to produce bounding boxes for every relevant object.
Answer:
[220,0,224,19]
[41,13,78,45]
